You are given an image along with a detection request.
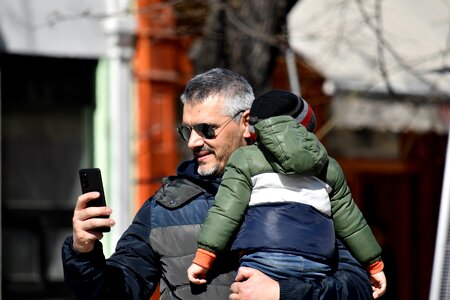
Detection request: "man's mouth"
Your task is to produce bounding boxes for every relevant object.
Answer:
[195,149,212,162]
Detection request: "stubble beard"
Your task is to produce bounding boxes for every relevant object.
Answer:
[197,137,243,177]
[197,144,222,177]
[198,165,219,177]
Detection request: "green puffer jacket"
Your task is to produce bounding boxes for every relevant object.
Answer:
[198,115,382,268]
[320,156,382,265]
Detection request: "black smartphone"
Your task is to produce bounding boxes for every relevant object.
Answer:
[79,168,110,232]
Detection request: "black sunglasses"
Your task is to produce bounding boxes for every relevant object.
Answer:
[177,111,244,142]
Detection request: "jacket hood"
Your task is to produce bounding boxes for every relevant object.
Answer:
[254,115,328,175]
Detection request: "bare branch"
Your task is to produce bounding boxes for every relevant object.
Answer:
[354,0,440,92]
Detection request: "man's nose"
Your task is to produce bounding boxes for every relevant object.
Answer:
[187,130,204,149]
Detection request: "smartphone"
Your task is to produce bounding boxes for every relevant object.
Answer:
[79,168,110,232]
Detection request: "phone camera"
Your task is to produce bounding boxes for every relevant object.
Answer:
[80,173,89,188]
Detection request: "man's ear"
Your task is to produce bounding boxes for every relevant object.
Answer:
[241,109,252,139]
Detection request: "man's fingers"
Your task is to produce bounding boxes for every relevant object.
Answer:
[72,229,103,253]
[229,293,239,300]
[75,192,100,210]
[74,206,112,224]
[229,294,239,300]
[73,208,113,229]
[230,281,240,293]
[229,282,241,300]
[72,197,114,253]
[74,192,111,223]
[234,266,255,282]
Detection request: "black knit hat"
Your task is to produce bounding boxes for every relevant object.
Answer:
[249,89,316,132]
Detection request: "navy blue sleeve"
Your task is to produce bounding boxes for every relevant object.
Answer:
[62,200,160,300]
[279,242,372,300]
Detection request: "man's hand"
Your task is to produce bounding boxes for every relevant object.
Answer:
[370,271,387,299]
[72,192,114,253]
[229,267,279,300]
[187,263,208,284]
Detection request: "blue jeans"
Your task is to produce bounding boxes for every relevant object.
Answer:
[240,251,331,281]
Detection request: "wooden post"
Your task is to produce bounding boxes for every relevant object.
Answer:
[133,1,193,298]
[134,0,182,209]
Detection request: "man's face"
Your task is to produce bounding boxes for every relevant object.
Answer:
[182,95,250,177]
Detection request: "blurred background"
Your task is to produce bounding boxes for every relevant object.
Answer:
[1,0,449,299]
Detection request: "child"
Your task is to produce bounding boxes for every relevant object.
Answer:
[187,90,386,297]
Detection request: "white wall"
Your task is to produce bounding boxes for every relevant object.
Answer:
[0,0,108,57]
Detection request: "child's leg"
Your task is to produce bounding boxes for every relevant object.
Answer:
[239,251,331,281]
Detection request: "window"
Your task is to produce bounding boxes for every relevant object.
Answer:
[1,54,97,298]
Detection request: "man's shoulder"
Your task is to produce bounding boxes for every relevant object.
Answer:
[154,175,206,209]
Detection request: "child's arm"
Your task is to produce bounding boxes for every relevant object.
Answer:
[197,148,253,253]
[187,249,216,284]
[187,148,254,284]
[187,263,208,285]
[325,157,382,264]
[323,157,386,297]
[370,270,387,299]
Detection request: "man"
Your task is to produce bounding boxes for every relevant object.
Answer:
[62,68,373,299]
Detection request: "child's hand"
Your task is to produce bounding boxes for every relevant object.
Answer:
[370,271,387,299]
[187,263,208,285]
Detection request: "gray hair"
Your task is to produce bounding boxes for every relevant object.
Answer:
[180,68,254,119]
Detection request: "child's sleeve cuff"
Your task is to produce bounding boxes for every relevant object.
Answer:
[368,260,384,275]
[193,248,217,269]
